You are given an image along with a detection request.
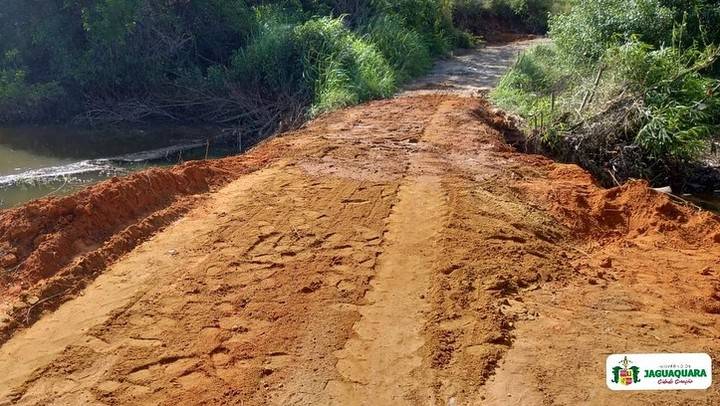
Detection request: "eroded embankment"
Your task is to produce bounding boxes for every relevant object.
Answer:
[0,143,286,345]
[479,158,720,405]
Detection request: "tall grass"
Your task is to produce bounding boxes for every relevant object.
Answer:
[363,15,433,83]
[295,18,396,115]
[491,0,720,187]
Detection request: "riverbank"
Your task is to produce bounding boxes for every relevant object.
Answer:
[0,125,255,209]
[0,39,544,211]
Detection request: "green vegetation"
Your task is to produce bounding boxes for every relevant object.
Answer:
[453,0,571,36]
[0,0,460,130]
[0,0,573,132]
[492,0,720,188]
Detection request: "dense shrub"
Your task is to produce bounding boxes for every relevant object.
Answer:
[549,0,675,63]
[363,15,433,82]
[374,0,456,55]
[225,13,303,94]
[611,40,720,160]
[294,17,396,114]
[0,69,64,122]
[0,0,457,125]
[550,0,720,63]
[453,0,570,36]
[492,0,720,189]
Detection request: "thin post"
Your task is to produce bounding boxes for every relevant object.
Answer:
[580,64,605,113]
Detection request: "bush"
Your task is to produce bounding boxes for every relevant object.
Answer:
[227,19,304,95]
[492,0,720,189]
[611,40,720,160]
[363,14,433,83]
[374,0,456,55]
[0,0,457,125]
[294,17,396,114]
[0,69,64,122]
[550,0,676,63]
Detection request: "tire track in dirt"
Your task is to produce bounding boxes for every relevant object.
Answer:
[0,96,443,405]
[0,166,281,403]
[0,162,407,405]
[322,174,446,405]
[0,145,285,348]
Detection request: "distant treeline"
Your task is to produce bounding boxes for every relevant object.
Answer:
[0,1,564,131]
[453,0,571,36]
[0,1,459,130]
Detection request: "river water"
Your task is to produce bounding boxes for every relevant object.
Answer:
[0,126,240,209]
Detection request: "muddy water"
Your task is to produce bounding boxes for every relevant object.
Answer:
[0,126,240,209]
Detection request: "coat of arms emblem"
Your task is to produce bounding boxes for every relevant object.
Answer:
[611,356,641,386]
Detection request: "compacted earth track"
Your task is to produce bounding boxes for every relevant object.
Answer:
[0,42,720,405]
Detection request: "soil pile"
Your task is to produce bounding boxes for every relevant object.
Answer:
[519,163,720,246]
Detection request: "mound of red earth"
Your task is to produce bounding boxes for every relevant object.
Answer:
[0,144,285,343]
[517,163,720,248]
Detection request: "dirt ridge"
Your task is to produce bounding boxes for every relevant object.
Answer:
[0,145,284,345]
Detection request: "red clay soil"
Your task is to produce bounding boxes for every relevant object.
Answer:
[519,163,720,246]
[0,94,718,405]
[0,143,286,344]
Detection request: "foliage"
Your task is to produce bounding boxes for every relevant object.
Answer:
[225,13,302,94]
[0,0,457,125]
[453,0,570,35]
[550,0,720,63]
[611,40,720,160]
[363,15,433,82]
[492,44,564,118]
[492,0,720,187]
[374,0,456,55]
[294,17,396,114]
[549,0,675,63]
[0,69,64,122]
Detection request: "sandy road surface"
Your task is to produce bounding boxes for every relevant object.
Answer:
[1,42,720,405]
[402,37,546,96]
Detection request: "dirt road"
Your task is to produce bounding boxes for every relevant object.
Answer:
[402,37,546,96]
[1,43,720,405]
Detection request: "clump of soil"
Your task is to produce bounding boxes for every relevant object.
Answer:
[517,163,720,246]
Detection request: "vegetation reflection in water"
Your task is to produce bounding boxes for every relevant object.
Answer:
[0,126,239,209]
